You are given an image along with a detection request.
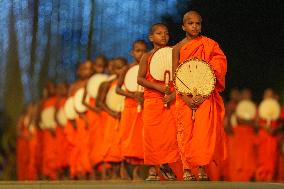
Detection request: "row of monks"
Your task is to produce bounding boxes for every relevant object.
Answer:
[16,11,284,182]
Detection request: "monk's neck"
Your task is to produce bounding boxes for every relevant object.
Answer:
[185,34,200,42]
[153,44,166,51]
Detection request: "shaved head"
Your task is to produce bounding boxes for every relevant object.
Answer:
[183,11,202,24]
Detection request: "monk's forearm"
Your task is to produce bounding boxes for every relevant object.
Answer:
[137,77,164,93]
[116,86,135,99]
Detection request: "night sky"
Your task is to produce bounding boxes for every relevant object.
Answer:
[164,0,284,102]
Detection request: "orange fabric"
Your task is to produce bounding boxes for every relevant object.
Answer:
[41,97,58,180]
[90,111,108,166]
[16,122,30,181]
[142,56,180,165]
[73,116,92,175]
[101,80,122,162]
[225,125,257,181]
[255,118,280,181]
[27,127,38,180]
[176,36,227,170]
[120,97,144,164]
[64,120,77,177]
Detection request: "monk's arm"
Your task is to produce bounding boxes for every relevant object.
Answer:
[137,53,167,94]
[82,83,101,113]
[116,65,136,98]
[210,42,227,92]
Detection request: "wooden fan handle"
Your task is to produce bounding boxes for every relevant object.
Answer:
[164,71,170,108]
[137,104,142,113]
[192,110,196,120]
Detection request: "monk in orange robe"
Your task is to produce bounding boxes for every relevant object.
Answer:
[172,11,227,181]
[39,81,58,180]
[81,56,107,178]
[138,23,180,181]
[116,40,147,180]
[67,60,95,179]
[99,57,127,179]
[256,89,281,182]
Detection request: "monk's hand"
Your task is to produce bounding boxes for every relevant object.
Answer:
[112,111,121,119]
[192,95,205,107]
[163,92,176,104]
[134,92,144,104]
[182,95,197,110]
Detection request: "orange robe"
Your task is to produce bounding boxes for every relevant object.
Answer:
[256,119,280,181]
[143,57,180,165]
[16,121,29,180]
[120,96,144,164]
[176,36,227,170]
[277,108,284,182]
[90,110,108,166]
[41,97,58,180]
[64,120,77,177]
[225,125,257,181]
[101,80,122,162]
[27,126,38,180]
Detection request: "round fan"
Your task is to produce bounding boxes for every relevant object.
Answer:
[64,97,78,120]
[259,98,280,121]
[174,58,216,97]
[87,73,108,98]
[149,47,173,81]
[236,100,256,120]
[124,65,139,92]
[106,84,125,112]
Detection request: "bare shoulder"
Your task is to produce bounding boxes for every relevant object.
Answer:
[173,38,187,52]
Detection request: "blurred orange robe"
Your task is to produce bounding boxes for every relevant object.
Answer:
[225,125,258,181]
[101,80,122,162]
[41,97,58,180]
[143,57,180,165]
[256,119,280,181]
[176,36,227,171]
[120,96,144,164]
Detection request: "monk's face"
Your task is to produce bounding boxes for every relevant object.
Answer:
[230,89,240,101]
[56,83,68,97]
[80,61,94,79]
[107,60,115,75]
[93,57,106,74]
[263,88,275,99]
[149,26,169,47]
[182,13,202,38]
[45,82,56,97]
[241,89,252,100]
[131,43,147,62]
[113,60,125,76]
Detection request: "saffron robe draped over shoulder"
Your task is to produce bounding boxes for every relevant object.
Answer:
[176,36,227,170]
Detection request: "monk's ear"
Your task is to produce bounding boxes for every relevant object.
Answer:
[182,24,186,31]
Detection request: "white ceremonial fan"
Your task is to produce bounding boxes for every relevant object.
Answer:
[74,88,89,113]
[57,107,67,126]
[124,65,139,92]
[259,98,281,123]
[41,106,56,129]
[64,97,78,120]
[149,47,173,107]
[236,100,256,121]
[174,58,216,120]
[106,84,125,112]
[87,73,109,98]
[124,65,144,112]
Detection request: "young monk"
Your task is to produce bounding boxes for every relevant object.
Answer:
[39,81,58,180]
[256,89,281,182]
[67,60,95,179]
[137,23,180,181]
[172,11,227,181]
[226,95,258,181]
[98,57,127,180]
[116,40,147,180]
[82,55,107,179]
